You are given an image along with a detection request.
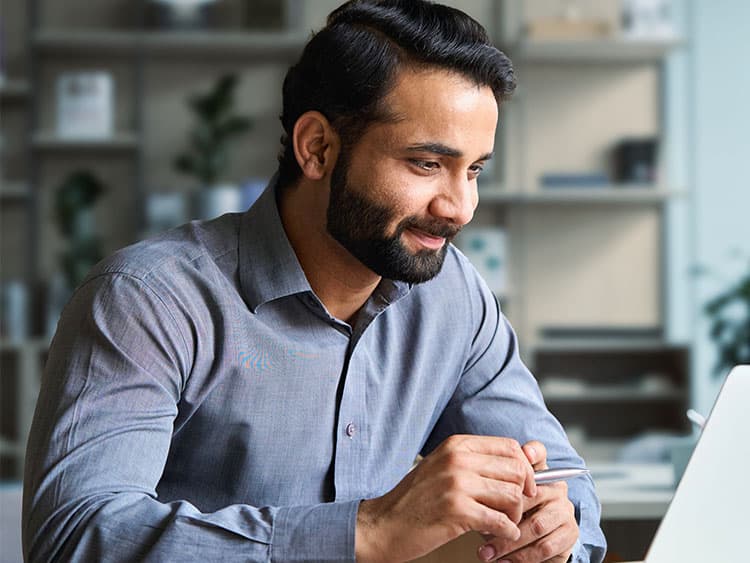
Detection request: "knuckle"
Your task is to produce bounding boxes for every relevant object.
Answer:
[513,458,529,479]
[443,449,464,469]
[507,483,523,504]
[507,438,522,456]
[443,434,464,450]
[537,537,556,560]
[443,471,464,492]
[530,514,546,536]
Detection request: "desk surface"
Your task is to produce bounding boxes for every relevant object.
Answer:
[590,462,674,520]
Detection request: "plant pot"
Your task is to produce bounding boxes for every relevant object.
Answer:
[147,0,216,30]
[195,184,243,220]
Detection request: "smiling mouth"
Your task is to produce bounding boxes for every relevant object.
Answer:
[405,227,447,250]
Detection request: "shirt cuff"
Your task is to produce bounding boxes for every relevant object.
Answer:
[272,499,360,562]
[569,538,587,562]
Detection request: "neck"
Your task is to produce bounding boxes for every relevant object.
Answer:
[279,179,381,324]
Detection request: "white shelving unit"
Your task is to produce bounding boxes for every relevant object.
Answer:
[2,0,690,493]
[33,29,309,59]
[31,132,140,151]
[0,181,31,200]
[514,36,683,63]
[1,0,313,480]
[0,339,47,474]
[0,79,31,99]
[454,1,691,480]
[480,184,682,205]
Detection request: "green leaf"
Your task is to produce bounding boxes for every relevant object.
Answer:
[216,116,252,138]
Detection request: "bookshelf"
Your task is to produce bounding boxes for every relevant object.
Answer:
[1,0,688,484]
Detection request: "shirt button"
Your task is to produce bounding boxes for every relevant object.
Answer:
[345,422,357,438]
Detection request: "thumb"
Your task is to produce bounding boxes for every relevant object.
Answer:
[522,440,548,470]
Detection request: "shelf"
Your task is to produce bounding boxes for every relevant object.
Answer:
[514,36,683,63]
[479,186,682,206]
[0,182,30,200]
[543,388,685,403]
[0,438,24,457]
[32,132,139,152]
[0,338,49,353]
[0,79,30,101]
[524,186,681,204]
[33,30,308,60]
[533,337,676,352]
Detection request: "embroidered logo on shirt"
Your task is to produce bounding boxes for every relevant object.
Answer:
[237,347,320,372]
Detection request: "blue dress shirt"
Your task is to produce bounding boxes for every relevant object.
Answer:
[23,182,606,562]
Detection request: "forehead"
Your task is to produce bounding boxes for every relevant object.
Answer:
[371,67,499,150]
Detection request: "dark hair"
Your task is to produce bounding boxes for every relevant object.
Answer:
[276,0,516,189]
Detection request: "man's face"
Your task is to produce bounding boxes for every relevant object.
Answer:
[325,68,498,283]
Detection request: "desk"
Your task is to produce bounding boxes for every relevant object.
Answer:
[593,462,673,561]
[590,462,674,520]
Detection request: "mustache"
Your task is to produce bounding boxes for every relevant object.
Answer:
[398,217,462,240]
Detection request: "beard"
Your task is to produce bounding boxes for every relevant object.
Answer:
[326,152,461,284]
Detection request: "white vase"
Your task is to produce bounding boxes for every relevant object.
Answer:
[195,184,242,220]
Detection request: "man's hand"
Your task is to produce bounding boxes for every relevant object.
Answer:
[475,441,579,563]
[355,435,537,563]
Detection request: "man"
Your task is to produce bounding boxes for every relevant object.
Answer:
[23,1,606,562]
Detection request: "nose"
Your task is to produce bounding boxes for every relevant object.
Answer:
[428,174,478,226]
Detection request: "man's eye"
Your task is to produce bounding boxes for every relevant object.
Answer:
[410,159,439,172]
[469,164,485,176]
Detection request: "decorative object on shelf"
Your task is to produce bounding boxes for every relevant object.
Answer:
[621,0,676,39]
[454,227,507,297]
[540,172,609,188]
[525,19,612,41]
[54,171,106,290]
[144,191,189,236]
[0,280,30,343]
[56,71,114,139]
[147,0,218,30]
[525,0,612,41]
[703,256,750,378]
[174,73,252,220]
[245,0,287,30]
[611,137,658,184]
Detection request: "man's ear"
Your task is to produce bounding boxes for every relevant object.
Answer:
[292,111,340,181]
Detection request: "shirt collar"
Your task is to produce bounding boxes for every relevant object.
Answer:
[239,176,313,312]
[239,175,412,313]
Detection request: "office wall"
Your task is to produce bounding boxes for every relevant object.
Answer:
[679,0,750,413]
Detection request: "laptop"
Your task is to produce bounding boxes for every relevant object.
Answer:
[644,365,750,562]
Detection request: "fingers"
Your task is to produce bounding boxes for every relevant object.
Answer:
[444,435,537,497]
[430,450,533,525]
[472,475,527,524]
[477,525,575,563]
[477,485,578,563]
[465,498,522,542]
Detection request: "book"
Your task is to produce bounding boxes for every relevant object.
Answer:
[56,71,114,139]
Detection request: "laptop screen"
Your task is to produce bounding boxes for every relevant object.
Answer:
[645,365,750,562]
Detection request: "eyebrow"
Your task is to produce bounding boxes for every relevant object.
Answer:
[406,142,494,162]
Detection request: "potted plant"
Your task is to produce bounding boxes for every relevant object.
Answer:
[174,73,252,219]
[704,257,750,377]
[54,170,106,289]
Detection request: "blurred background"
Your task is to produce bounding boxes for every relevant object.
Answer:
[0,0,748,561]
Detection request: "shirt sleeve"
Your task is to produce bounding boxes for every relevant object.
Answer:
[22,272,358,563]
[421,274,607,563]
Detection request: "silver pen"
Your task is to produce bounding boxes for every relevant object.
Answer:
[534,467,590,485]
